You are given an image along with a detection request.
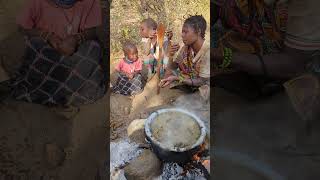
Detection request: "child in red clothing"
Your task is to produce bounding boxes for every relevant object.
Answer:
[113,42,144,96]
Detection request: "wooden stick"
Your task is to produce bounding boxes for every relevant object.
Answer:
[156,23,165,95]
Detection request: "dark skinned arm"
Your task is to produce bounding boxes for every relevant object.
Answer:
[182,77,208,87]
[76,27,98,42]
[230,46,311,79]
[134,70,142,76]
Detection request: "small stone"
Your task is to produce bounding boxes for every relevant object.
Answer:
[124,149,162,180]
[111,133,118,140]
[127,119,146,144]
[199,85,210,102]
[124,107,130,115]
[45,143,66,168]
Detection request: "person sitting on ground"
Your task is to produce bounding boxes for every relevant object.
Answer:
[214,0,320,153]
[212,0,289,98]
[139,18,172,80]
[159,15,210,92]
[112,41,143,96]
[10,0,106,106]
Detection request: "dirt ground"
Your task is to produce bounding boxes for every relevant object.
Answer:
[213,87,320,180]
[110,72,185,141]
[0,95,108,179]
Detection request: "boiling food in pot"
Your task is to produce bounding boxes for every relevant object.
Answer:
[151,111,201,149]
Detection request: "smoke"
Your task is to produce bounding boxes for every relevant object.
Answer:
[172,92,210,135]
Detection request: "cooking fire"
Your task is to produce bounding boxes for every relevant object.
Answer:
[110,108,210,180]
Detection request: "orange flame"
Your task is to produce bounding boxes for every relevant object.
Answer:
[192,143,206,161]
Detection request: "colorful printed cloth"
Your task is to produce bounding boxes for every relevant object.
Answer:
[10,37,106,106]
[175,39,210,79]
[214,0,288,55]
[143,38,169,79]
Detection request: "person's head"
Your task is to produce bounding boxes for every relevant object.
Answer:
[53,0,78,8]
[140,18,157,38]
[182,15,207,46]
[123,41,138,62]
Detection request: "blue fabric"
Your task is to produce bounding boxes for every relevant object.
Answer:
[54,0,77,6]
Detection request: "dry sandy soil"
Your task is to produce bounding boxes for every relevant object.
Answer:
[0,1,110,179]
[110,69,186,141]
[0,95,108,180]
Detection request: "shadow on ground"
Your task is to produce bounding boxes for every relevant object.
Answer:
[213,87,320,180]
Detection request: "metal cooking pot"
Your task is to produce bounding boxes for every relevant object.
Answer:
[144,108,207,164]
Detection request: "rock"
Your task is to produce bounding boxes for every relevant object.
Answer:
[45,143,66,168]
[124,107,130,115]
[199,85,210,102]
[124,149,162,180]
[111,169,127,180]
[127,119,146,144]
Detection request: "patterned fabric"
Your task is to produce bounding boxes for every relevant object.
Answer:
[214,0,288,55]
[178,47,199,79]
[10,37,106,106]
[143,38,169,78]
[174,39,210,79]
[112,73,143,96]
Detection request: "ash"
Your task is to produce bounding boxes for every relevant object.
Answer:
[110,139,142,173]
[157,163,207,180]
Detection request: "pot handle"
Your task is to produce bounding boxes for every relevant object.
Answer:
[145,137,151,144]
[138,143,151,149]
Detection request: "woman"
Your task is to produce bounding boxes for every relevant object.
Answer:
[212,0,289,99]
[214,0,320,154]
[11,0,106,106]
[159,15,210,91]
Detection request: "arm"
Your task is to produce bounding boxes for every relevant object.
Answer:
[181,77,208,87]
[230,46,310,79]
[18,26,62,50]
[164,43,181,77]
[76,27,98,43]
[134,70,142,75]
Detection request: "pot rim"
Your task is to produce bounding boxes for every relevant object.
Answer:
[145,108,206,152]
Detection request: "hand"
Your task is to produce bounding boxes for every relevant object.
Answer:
[149,30,157,39]
[168,43,180,57]
[47,34,62,50]
[58,35,78,56]
[127,73,134,79]
[166,30,173,40]
[159,75,179,88]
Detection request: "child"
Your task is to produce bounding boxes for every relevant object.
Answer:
[139,18,172,80]
[113,41,143,96]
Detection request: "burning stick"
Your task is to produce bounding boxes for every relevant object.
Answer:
[178,142,210,178]
[156,23,165,94]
